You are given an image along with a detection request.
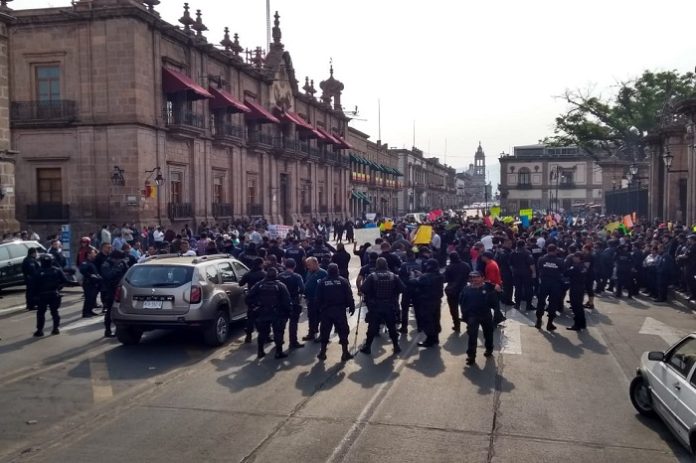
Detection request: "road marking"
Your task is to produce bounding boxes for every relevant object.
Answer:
[61,315,104,332]
[89,353,113,403]
[0,294,83,316]
[500,309,528,355]
[639,317,684,346]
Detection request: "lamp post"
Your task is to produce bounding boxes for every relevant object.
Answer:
[145,167,164,225]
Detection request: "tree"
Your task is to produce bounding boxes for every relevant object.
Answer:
[546,70,696,160]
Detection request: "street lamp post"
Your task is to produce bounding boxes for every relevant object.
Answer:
[145,167,164,225]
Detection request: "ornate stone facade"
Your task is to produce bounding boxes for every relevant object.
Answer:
[392,147,457,214]
[9,0,352,241]
[0,8,17,234]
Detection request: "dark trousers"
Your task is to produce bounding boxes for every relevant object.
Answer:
[415,301,441,343]
[319,307,349,345]
[501,276,514,304]
[36,292,61,332]
[26,283,38,310]
[102,290,115,331]
[365,306,399,347]
[569,286,586,329]
[615,273,632,297]
[256,316,284,351]
[656,274,669,301]
[288,303,302,344]
[82,285,98,316]
[536,282,561,320]
[307,299,320,336]
[245,307,257,336]
[465,313,494,357]
[401,294,419,329]
[446,293,460,329]
[513,275,533,309]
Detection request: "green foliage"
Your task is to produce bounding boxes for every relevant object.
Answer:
[546,70,696,158]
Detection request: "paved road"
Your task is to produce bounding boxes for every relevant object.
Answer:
[0,256,695,463]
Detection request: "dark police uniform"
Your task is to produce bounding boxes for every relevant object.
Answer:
[564,261,587,330]
[495,246,514,305]
[360,270,405,354]
[308,245,332,271]
[246,276,291,358]
[239,265,267,342]
[535,253,565,329]
[34,256,69,336]
[398,258,421,332]
[79,259,102,317]
[278,269,305,347]
[316,272,355,360]
[459,282,496,362]
[100,253,129,336]
[444,259,471,332]
[285,245,306,276]
[410,260,445,347]
[304,267,328,340]
[22,253,40,310]
[509,247,535,311]
[614,246,633,298]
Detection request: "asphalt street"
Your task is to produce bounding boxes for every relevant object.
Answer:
[1,254,696,463]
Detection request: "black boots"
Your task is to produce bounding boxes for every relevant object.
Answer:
[274,347,288,359]
[317,343,327,360]
[546,319,557,331]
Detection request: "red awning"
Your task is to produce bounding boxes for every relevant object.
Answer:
[209,87,250,113]
[332,133,353,149]
[281,111,328,141]
[162,68,213,100]
[244,100,280,123]
[315,127,342,145]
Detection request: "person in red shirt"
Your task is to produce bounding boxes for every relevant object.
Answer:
[481,252,506,325]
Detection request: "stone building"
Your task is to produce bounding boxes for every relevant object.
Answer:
[9,0,352,241]
[498,144,603,214]
[0,5,16,235]
[346,126,401,218]
[460,142,488,205]
[391,146,457,214]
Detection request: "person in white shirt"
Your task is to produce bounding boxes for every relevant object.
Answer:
[431,232,442,253]
[536,236,546,249]
[179,240,197,257]
[138,244,158,263]
[100,225,111,247]
[153,226,165,245]
[481,231,494,251]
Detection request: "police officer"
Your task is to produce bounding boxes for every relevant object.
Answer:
[239,257,267,343]
[79,248,102,318]
[285,239,307,277]
[100,249,129,338]
[246,267,292,359]
[316,263,355,362]
[614,243,633,298]
[535,244,565,331]
[509,240,536,312]
[410,258,445,347]
[444,252,471,333]
[459,271,496,365]
[33,254,69,337]
[307,238,333,271]
[277,258,305,349]
[398,250,421,333]
[564,252,587,331]
[22,247,40,311]
[495,238,514,306]
[359,257,405,356]
[304,257,328,342]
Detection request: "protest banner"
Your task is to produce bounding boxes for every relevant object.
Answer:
[413,225,433,245]
[268,224,292,239]
[490,206,501,218]
[354,227,381,246]
[519,208,533,219]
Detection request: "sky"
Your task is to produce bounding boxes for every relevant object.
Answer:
[12,0,696,191]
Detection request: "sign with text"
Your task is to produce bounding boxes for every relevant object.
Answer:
[268,224,292,239]
[354,227,381,246]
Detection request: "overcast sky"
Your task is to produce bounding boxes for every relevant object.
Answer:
[12,0,696,191]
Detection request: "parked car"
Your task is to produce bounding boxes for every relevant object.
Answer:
[630,333,696,454]
[0,240,46,290]
[112,254,250,346]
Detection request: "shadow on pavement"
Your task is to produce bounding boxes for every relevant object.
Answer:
[634,413,692,460]
[539,330,584,358]
[349,352,398,388]
[294,361,346,396]
[463,356,515,395]
[405,345,445,377]
[442,332,467,356]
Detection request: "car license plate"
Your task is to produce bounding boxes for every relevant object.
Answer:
[142,300,163,309]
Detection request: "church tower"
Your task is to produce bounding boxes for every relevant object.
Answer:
[474,142,485,178]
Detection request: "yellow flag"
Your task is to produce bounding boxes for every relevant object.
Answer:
[413,225,433,245]
[520,208,533,219]
[490,206,501,218]
[605,221,620,232]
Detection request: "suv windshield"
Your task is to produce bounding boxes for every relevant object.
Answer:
[126,265,194,288]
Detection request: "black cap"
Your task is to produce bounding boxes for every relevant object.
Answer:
[469,271,483,278]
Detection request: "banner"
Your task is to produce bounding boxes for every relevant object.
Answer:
[484,216,493,228]
[427,209,443,222]
[490,206,501,218]
[519,208,533,219]
[520,216,530,228]
[623,215,634,229]
[365,213,377,221]
[268,224,292,239]
[605,221,621,232]
[354,227,381,246]
[412,225,433,245]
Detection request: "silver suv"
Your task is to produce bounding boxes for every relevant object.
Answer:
[112,254,250,346]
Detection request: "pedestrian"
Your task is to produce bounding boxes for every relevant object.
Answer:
[564,252,587,331]
[444,252,470,333]
[239,257,266,343]
[481,251,507,325]
[100,249,129,338]
[33,254,69,337]
[79,248,102,318]
[509,240,535,311]
[344,219,355,244]
[614,243,633,298]
[495,238,514,306]
[303,257,328,342]
[315,263,355,362]
[331,243,351,280]
[245,267,292,359]
[277,258,305,349]
[359,257,404,356]
[459,271,496,365]
[398,250,421,333]
[535,244,565,331]
[22,247,40,311]
[410,258,445,347]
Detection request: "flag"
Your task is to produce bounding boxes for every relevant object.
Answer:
[490,206,501,218]
[605,221,621,232]
[520,208,533,219]
[623,214,634,229]
[484,216,493,228]
[413,225,433,245]
[521,215,530,228]
[149,185,157,199]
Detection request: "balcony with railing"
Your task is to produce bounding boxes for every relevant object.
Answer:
[26,203,70,222]
[558,181,576,189]
[163,106,205,136]
[212,202,233,217]
[334,204,342,213]
[247,203,264,216]
[248,131,280,149]
[213,122,245,143]
[516,182,533,189]
[11,100,78,126]
[168,202,193,219]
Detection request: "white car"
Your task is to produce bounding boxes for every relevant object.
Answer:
[630,334,696,453]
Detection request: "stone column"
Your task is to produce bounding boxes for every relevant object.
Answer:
[0,10,18,234]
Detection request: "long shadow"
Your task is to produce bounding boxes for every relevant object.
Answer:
[294,360,346,397]
[462,356,515,396]
[348,352,398,388]
[441,331,467,357]
[538,330,584,359]
[577,329,609,355]
[405,345,445,378]
[0,335,41,355]
[587,309,614,327]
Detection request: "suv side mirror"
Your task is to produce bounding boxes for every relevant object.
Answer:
[648,351,665,362]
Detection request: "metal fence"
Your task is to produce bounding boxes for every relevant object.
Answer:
[604,186,649,217]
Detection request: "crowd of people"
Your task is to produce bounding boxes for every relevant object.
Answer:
[15,211,696,366]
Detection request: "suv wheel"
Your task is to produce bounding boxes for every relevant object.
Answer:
[116,326,143,345]
[630,375,656,418]
[204,309,230,347]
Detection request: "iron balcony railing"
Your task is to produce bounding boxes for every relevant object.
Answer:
[168,202,193,218]
[212,203,233,217]
[248,132,280,147]
[26,203,70,221]
[214,123,245,140]
[334,205,342,212]
[517,183,533,189]
[11,100,78,123]
[247,203,264,216]
[162,106,205,129]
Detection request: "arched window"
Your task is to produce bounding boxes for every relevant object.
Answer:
[518,167,531,186]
